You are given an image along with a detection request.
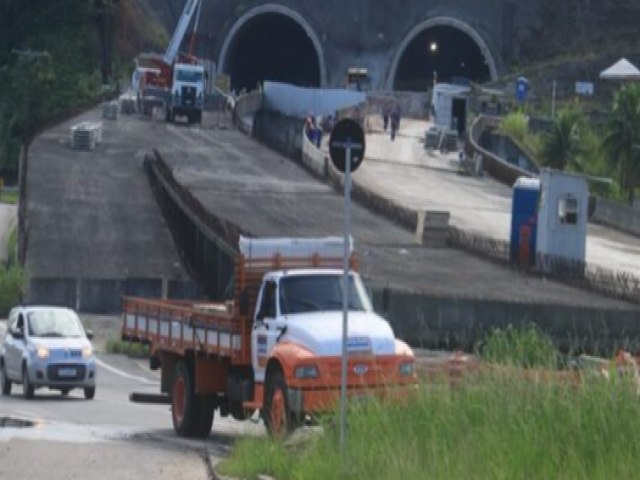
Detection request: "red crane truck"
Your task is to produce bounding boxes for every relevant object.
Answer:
[122,237,417,437]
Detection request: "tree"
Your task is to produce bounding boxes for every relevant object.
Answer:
[539,107,585,172]
[602,83,640,205]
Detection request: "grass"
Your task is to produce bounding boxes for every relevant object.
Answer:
[105,337,150,358]
[218,327,640,480]
[221,373,640,480]
[0,188,18,205]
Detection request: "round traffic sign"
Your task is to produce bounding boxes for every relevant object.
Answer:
[329,119,366,173]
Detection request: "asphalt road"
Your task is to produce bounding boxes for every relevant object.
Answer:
[0,319,263,480]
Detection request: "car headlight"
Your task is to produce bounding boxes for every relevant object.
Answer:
[82,346,93,359]
[294,364,319,379]
[399,362,414,376]
[36,346,49,359]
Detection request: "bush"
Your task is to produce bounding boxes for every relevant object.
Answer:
[105,337,150,358]
[0,265,25,317]
[477,323,560,369]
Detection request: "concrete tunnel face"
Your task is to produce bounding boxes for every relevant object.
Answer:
[394,24,493,90]
[223,12,322,93]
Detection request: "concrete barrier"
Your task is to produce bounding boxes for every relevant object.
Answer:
[466,114,534,187]
[591,196,640,237]
[301,126,328,179]
[369,286,640,354]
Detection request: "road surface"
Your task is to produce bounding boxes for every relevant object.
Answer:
[356,117,640,277]
[0,319,262,480]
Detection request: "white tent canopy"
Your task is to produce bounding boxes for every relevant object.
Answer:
[600,58,640,80]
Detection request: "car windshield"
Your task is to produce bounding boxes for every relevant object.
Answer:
[176,70,203,83]
[28,310,84,338]
[279,274,368,315]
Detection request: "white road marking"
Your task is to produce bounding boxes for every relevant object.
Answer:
[95,358,158,385]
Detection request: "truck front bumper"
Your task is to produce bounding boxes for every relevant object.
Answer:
[287,383,417,420]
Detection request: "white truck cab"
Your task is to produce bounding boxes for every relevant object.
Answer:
[167,62,205,124]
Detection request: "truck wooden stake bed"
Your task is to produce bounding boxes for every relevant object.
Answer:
[122,237,417,438]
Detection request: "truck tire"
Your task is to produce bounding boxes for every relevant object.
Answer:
[194,110,202,124]
[171,361,214,438]
[263,370,293,438]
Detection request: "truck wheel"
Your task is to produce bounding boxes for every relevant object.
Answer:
[22,366,34,399]
[1,361,11,395]
[171,361,214,438]
[194,111,202,124]
[193,395,215,438]
[264,370,292,438]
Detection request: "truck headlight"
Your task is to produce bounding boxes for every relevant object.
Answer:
[36,346,50,359]
[82,346,93,359]
[294,365,318,379]
[399,362,414,376]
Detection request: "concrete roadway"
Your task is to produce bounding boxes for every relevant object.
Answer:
[0,318,263,480]
[357,117,640,277]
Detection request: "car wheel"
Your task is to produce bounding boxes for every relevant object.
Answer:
[263,369,293,438]
[1,362,11,395]
[84,387,95,400]
[22,366,34,399]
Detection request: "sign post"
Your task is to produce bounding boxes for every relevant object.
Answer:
[329,118,365,451]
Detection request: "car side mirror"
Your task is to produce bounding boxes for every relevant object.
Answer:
[86,330,94,340]
[12,329,24,340]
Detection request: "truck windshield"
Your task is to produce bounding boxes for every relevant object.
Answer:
[176,70,203,83]
[279,274,367,315]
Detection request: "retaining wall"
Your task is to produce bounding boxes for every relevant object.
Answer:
[466,114,534,187]
[592,196,640,237]
[28,277,203,314]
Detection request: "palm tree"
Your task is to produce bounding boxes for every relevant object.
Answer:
[539,107,585,172]
[603,83,640,205]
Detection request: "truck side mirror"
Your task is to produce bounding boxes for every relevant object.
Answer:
[239,289,249,316]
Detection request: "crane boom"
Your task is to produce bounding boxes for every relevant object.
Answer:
[163,0,201,65]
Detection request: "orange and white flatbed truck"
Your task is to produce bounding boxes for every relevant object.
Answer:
[122,237,417,437]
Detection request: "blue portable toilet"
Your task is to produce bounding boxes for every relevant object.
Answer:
[510,177,540,267]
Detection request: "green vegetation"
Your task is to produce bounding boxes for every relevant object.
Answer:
[219,328,640,480]
[498,87,640,204]
[0,188,18,205]
[602,83,640,205]
[0,226,24,317]
[476,323,559,369]
[105,337,150,357]
[0,1,166,180]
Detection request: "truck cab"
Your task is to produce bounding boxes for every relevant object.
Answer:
[250,269,416,436]
[167,62,205,124]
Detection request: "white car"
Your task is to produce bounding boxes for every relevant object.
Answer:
[1,306,96,399]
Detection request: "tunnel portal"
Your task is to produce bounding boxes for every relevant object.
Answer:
[394,25,493,91]
[223,12,321,93]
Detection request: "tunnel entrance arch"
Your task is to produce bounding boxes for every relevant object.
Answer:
[388,17,498,91]
[219,4,327,92]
